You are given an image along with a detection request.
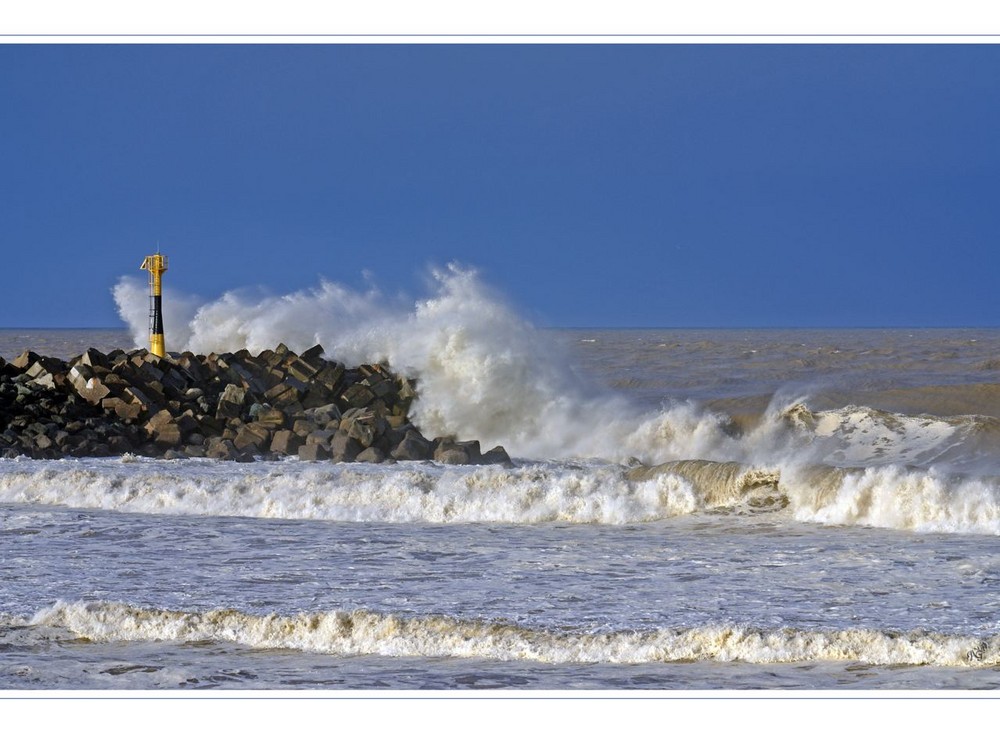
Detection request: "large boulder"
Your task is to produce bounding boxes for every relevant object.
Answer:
[145,409,182,447]
[270,429,303,456]
[304,403,341,428]
[330,432,362,462]
[339,407,385,448]
[298,443,331,461]
[253,406,287,430]
[205,437,242,461]
[339,383,375,410]
[234,423,271,452]
[216,384,247,420]
[102,396,142,422]
[480,445,513,466]
[434,438,482,465]
[356,446,386,463]
[389,429,434,462]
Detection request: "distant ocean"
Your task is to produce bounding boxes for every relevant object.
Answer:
[4,311,1000,688]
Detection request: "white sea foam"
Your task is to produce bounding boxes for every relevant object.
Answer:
[114,266,748,462]
[783,464,1000,535]
[107,264,1000,538]
[780,402,964,467]
[4,457,1000,534]
[25,600,1000,667]
[0,458,701,524]
[114,266,985,472]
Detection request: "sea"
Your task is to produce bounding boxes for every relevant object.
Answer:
[3,278,1000,692]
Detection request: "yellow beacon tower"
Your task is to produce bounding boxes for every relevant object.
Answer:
[140,252,168,358]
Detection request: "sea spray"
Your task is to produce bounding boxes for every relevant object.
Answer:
[112,276,202,353]
[9,326,1000,690]
[112,266,995,469]
[114,266,752,462]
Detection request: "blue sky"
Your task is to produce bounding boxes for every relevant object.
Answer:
[1,43,998,327]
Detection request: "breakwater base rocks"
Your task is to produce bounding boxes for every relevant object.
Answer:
[0,345,511,466]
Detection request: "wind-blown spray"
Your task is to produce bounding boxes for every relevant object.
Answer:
[112,264,968,471]
[115,264,728,461]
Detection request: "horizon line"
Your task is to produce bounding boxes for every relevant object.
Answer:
[4,324,1000,331]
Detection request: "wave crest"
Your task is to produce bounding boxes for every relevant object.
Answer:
[23,600,999,667]
[6,457,1000,534]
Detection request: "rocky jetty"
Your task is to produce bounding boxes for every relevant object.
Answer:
[0,344,511,465]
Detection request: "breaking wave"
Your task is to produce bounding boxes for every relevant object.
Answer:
[105,266,1000,538]
[0,459,708,525]
[16,600,1000,667]
[114,266,765,463]
[113,266,1000,470]
[3,456,1000,534]
[115,265,623,461]
[782,463,1000,534]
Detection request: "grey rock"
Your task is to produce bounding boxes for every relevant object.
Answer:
[292,418,318,436]
[434,438,482,465]
[340,383,375,409]
[480,445,513,466]
[389,430,434,462]
[330,432,362,462]
[298,443,331,461]
[305,429,337,447]
[253,407,287,430]
[356,446,386,463]
[339,407,384,448]
[216,384,247,420]
[205,437,239,460]
[234,424,271,452]
[305,403,342,426]
[270,430,303,456]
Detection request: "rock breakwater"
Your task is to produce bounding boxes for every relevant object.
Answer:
[0,344,510,465]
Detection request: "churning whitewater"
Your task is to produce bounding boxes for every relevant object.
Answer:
[3,455,1000,534]
[5,270,1000,688]
[12,600,1000,668]
[104,266,1000,536]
